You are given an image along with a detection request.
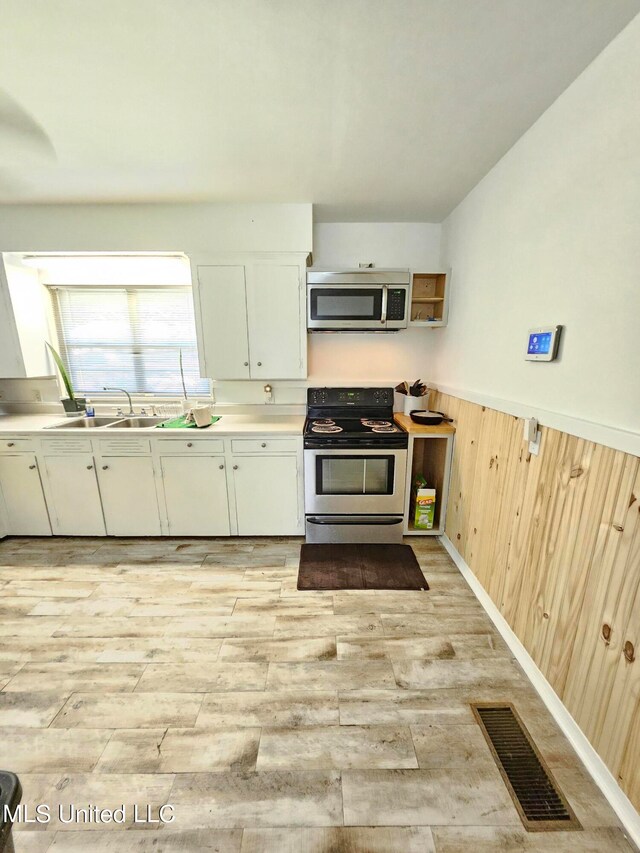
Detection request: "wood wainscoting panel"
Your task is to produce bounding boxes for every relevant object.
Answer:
[431,391,640,810]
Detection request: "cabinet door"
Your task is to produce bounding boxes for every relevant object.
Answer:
[0,454,51,535]
[43,455,106,536]
[233,455,301,535]
[98,457,161,536]
[160,455,230,535]
[246,262,305,379]
[194,265,250,380]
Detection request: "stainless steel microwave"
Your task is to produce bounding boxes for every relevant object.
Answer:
[307,269,411,331]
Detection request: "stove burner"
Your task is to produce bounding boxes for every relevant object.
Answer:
[371,425,400,433]
[312,419,336,426]
[361,419,392,428]
[311,424,343,433]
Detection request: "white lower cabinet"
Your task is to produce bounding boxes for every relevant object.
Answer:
[160,455,230,536]
[0,454,51,535]
[42,454,106,536]
[97,456,161,536]
[232,455,300,535]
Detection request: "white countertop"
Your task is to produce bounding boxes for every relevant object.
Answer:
[0,413,305,436]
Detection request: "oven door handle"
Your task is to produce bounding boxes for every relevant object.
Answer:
[380,285,388,326]
[307,516,403,526]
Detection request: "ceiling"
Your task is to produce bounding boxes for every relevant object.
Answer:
[1,0,638,221]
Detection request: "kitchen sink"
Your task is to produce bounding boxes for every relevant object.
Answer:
[105,417,169,429]
[47,417,123,429]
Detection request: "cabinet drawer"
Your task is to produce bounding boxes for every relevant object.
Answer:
[98,438,151,456]
[156,438,224,454]
[40,437,92,454]
[0,438,35,453]
[231,438,299,454]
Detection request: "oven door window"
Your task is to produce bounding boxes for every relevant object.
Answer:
[309,288,382,321]
[316,455,394,495]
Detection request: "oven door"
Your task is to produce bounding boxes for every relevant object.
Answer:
[304,448,406,515]
[307,284,385,330]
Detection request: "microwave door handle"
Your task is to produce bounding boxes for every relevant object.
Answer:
[380,285,388,326]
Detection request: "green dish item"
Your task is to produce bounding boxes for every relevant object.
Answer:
[156,415,221,429]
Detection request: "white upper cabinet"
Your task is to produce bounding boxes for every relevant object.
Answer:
[191,253,308,380]
[194,264,251,380]
[0,257,51,378]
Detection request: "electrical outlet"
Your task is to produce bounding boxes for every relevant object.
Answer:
[34,390,42,402]
[529,430,542,456]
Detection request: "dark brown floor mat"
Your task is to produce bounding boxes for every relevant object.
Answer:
[297,543,429,590]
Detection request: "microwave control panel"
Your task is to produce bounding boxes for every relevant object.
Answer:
[387,289,406,320]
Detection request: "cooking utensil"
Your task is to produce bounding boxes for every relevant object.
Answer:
[409,410,453,426]
[394,381,409,395]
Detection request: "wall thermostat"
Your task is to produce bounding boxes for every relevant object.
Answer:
[525,325,562,361]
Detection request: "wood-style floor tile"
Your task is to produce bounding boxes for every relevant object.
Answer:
[410,723,496,769]
[197,691,339,728]
[2,728,112,772]
[4,662,145,693]
[169,770,343,828]
[96,727,261,773]
[392,658,525,690]
[338,689,476,726]
[47,830,243,852]
[431,826,636,852]
[219,637,336,662]
[273,615,384,638]
[337,636,455,660]
[135,662,267,693]
[342,768,520,826]
[51,692,203,728]
[266,661,396,691]
[240,826,436,853]
[0,691,70,727]
[165,615,277,638]
[16,773,175,831]
[257,724,418,770]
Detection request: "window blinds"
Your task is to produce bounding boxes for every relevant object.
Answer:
[50,286,209,397]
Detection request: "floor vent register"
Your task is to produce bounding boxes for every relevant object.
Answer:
[471,703,582,832]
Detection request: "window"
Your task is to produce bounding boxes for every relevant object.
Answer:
[50,286,209,397]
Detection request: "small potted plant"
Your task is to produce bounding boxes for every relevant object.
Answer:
[46,343,86,414]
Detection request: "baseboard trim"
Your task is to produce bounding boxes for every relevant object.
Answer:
[440,533,640,848]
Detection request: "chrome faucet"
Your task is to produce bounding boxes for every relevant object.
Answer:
[103,387,135,416]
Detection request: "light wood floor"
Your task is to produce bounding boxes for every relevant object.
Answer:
[0,536,634,852]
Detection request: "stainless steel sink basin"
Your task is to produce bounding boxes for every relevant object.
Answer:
[48,417,123,429]
[105,417,169,429]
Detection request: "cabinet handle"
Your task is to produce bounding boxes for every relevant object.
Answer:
[257,361,262,367]
[187,442,193,448]
[233,464,238,470]
[102,465,109,470]
[261,442,267,448]
[219,464,224,470]
[602,623,612,643]
[243,361,249,367]
[624,641,636,663]
[29,464,36,470]
[7,442,15,447]
[86,465,93,470]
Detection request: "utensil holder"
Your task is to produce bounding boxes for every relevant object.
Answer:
[404,393,430,415]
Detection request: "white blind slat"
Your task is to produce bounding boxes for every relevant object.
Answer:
[51,286,209,397]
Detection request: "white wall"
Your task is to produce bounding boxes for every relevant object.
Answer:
[437,16,640,442]
[309,222,442,384]
[0,203,312,253]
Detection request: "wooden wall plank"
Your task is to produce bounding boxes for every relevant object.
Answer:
[433,391,640,810]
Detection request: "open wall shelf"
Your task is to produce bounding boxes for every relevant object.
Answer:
[410,271,449,327]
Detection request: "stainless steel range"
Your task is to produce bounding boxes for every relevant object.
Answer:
[304,387,408,543]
